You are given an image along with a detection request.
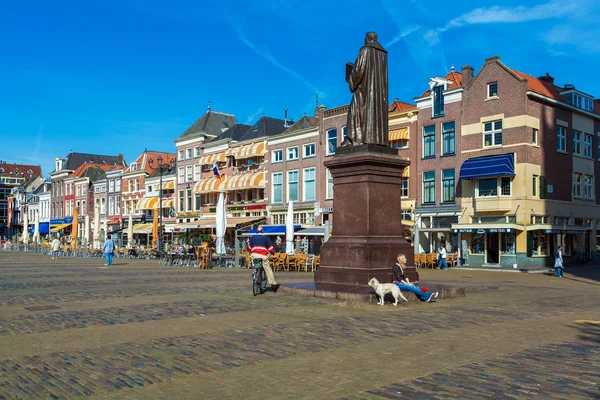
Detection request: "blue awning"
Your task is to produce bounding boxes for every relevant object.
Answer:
[28,222,50,235]
[460,153,515,179]
[240,225,301,236]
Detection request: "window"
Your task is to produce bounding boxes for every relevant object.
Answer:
[532,128,538,145]
[400,178,408,197]
[531,231,549,256]
[287,147,299,161]
[194,164,201,181]
[484,120,502,147]
[533,175,538,197]
[82,200,86,215]
[178,167,184,182]
[135,179,139,191]
[433,85,444,117]
[109,180,115,192]
[585,175,593,199]
[272,172,283,204]
[186,165,192,181]
[401,210,411,220]
[109,197,114,216]
[327,129,337,155]
[557,126,567,152]
[186,148,192,159]
[478,178,498,197]
[287,170,298,202]
[573,130,581,155]
[178,150,184,160]
[423,125,435,158]
[194,146,200,157]
[442,121,455,156]
[326,168,333,199]
[442,169,455,203]
[178,190,184,211]
[390,139,408,149]
[584,133,593,158]
[303,168,315,201]
[186,188,192,211]
[76,185,80,196]
[115,196,120,215]
[573,173,581,198]
[304,143,316,158]
[423,171,435,204]
[115,179,120,192]
[272,149,283,163]
[195,194,202,210]
[501,177,511,196]
[488,82,498,98]
[342,126,348,143]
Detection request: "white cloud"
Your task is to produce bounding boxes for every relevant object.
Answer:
[385,25,421,48]
[231,23,324,98]
[244,108,263,125]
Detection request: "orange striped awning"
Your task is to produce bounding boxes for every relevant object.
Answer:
[137,197,174,210]
[389,128,409,141]
[193,176,228,194]
[225,171,265,191]
[161,180,175,190]
[402,167,409,178]
[225,147,241,157]
[199,152,226,165]
[236,142,266,159]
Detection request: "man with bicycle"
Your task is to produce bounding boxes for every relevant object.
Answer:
[248,226,279,292]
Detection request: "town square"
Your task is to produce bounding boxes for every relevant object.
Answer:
[1,0,600,398]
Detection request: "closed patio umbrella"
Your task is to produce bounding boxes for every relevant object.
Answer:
[215,192,227,255]
[21,210,29,243]
[33,212,40,244]
[127,213,134,249]
[93,205,100,249]
[286,200,295,255]
[84,214,90,247]
[72,206,79,246]
[152,207,158,250]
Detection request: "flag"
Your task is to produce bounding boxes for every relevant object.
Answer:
[212,161,221,179]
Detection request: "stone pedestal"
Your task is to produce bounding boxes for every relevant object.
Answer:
[314,147,418,286]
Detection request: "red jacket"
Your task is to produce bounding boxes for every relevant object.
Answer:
[248,234,274,256]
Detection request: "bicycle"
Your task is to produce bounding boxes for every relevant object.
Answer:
[252,257,268,296]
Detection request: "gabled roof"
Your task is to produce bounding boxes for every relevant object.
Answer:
[178,110,237,139]
[63,152,125,171]
[388,99,417,113]
[69,163,126,180]
[0,163,42,177]
[511,70,569,102]
[284,115,318,133]
[215,124,252,142]
[125,151,177,174]
[421,70,463,97]
[238,116,287,141]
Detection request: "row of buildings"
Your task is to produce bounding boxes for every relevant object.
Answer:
[3,55,600,267]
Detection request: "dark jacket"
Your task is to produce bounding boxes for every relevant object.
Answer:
[248,234,275,256]
[392,263,407,282]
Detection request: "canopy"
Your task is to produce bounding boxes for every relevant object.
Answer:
[29,222,50,235]
[225,171,265,191]
[137,197,174,210]
[199,152,227,165]
[295,226,327,236]
[51,223,71,232]
[240,225,301,237]
[133,223,153,234]
[194,176,227,193]
[389,128,408,141]
[161,181,175,190]
[236,142,266,159]
[459,153,515,180]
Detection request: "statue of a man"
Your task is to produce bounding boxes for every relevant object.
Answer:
[342,32,389,147]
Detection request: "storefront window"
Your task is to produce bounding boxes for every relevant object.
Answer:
[501,232,516,254]
[532,232,548,255]
[471,233,485,254]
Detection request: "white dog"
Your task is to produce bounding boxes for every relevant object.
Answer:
[368,278,408,306]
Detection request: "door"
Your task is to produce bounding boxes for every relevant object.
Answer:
[487,232,499,263]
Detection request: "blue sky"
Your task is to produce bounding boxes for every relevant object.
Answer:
[1,0,599,177]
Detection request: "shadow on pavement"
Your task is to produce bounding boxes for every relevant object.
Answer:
[565,265,600,284]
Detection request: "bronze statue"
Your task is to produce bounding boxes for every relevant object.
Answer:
[343,32,389,147]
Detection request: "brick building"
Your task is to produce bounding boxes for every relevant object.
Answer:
[0,162,42,239]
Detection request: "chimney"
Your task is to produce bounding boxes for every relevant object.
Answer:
[284,109,288,128]
[461,65,474,88]
[314,94,319,117]
[538,72,554,85]
[117,154,125,166]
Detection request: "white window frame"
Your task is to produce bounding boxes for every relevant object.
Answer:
[483,120,502,147]
[178,167,185,183]
[573,173,582,198]
[115,179,120,192]
[186,148,192,159]
[272,172,283,204]
[557,126,567,152]
[186,165,193,182]
[584,133,593,158]
[327,129,337,155]
[532,128,538,145]
[194,146,201,157]
[287,170,299,202]
[194,164,201,181]
[272,149,283,163]
[400,177,408,198]
[303,167,316,202]
[487,81,498,98]
[303,143,316,158]
[584,175,593,199]
[178,150,184,161]
[326,168,333,200]
[573,130,581,155]
[287,146,299,161]
[476,177,512,198]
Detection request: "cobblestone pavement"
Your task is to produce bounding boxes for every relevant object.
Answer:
[0,252,598,399]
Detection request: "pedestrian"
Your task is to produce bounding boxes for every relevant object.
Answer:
[51,236,60,259]
[436,241,448,270]
[554,245,564,278]
[392,254,438,302]
[103,234,115,266]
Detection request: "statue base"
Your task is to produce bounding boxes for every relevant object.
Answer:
[314,149,418,286]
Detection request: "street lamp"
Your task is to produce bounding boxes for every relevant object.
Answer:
[148,156,176,255]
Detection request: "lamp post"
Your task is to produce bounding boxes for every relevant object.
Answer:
[148,156,175,255]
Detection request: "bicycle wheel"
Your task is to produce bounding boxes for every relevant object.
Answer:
[252,270,261,296]
[260,268,267,293]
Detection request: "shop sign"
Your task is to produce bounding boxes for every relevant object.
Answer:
[453,228,512,234]
[544,229,562,234]
[50,218,63,225]
[177,211,200,218]
[321,207,334,214]
[64,217,73,224]
[567,230,585,234]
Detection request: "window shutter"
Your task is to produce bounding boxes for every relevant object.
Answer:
[539,176,546,199]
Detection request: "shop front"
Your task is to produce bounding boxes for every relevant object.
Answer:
[452,226,521,267]
[50,217,73,236]
[526,226,589,266]
[414,207,460,255]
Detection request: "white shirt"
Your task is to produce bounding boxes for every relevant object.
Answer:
[439,247,447,259]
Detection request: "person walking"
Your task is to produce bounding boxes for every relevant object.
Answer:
[103,234,115,266]
[554,245,564,278]
[392,254,438,302]
[51,236,60,259]
[248,226,279,292]
[436,241,448,270]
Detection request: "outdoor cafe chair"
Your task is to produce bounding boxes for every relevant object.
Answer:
[426,253,438,269]
[304,254,315,272]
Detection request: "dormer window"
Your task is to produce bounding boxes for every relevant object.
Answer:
[488,82,498,98]
[130,162,138,171]
[433,85,444,117]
